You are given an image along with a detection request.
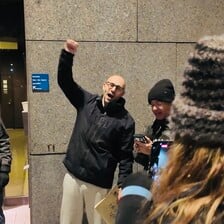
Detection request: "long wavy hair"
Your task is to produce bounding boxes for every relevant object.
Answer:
[144,142,224,224]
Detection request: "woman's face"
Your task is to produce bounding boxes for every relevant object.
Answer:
[150,100,172,120]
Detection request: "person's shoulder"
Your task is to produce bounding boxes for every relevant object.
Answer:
[126,111,135,123]
[123,112,135,129]
[122,172,152,189]
[120,107,135,124]
[89,93,100,102]
[160,121,172,140]
[160,129,172,140]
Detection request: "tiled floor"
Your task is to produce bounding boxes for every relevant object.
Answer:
[4,205,30,224]
[6,129,29,197]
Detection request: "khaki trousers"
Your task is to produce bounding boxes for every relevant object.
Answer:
[60,172,108,224]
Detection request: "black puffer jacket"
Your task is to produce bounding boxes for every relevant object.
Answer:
[57,50,135,188]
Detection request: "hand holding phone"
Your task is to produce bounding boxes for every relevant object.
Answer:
[133,134,153,155]
[133,134,147,143]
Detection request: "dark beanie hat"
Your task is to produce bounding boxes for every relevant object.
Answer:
[148,79,175,104]
[169,34,224,148]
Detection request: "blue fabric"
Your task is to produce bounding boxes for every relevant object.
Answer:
[121,185,152,200]
[158,147,168,169]
[152,143,169,181]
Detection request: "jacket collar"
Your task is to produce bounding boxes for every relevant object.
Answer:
[96,96,126,115]
[151,119,169,138]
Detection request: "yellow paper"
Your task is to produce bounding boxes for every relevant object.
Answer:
[94,185,119,224]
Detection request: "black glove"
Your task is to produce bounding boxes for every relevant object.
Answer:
[0,172,9,188]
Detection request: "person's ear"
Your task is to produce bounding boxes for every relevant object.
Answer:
[102,83,107,92]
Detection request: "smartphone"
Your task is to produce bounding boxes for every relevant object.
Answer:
[133,134,147,143]
[149,139,173,179]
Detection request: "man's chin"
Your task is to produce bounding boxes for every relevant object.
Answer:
[103,98,111,106]
[106,97,114,103]
[155,115,165,120]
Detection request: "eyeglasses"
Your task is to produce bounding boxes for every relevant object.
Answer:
[105,82,124,92]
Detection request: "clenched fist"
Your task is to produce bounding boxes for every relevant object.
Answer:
[64,39,79,54]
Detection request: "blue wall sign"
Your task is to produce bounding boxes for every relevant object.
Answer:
[32,74,49,92]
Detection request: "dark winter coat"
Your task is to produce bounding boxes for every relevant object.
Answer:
[57,50,135,189]
[135,119,171,170]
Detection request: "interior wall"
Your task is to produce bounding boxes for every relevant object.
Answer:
[23,0,224,223]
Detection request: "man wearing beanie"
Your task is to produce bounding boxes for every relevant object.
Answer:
[139,34,224,224]
[115,79,175,224]
[134,78,175,171]
[148,79,175,105]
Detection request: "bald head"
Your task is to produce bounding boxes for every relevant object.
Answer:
[106,75,126,90]
[102,74,126,106]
